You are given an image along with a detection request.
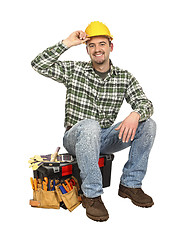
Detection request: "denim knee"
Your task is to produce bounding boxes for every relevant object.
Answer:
[138,118,156,145]
[77,119,101,137]
[145,118,156,137]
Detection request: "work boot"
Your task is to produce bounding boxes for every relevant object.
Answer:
[118,184,154,208]
[82,195,109,222]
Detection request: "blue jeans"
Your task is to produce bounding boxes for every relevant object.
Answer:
[63,118,156,198]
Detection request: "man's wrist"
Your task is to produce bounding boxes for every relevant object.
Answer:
[130,111,141,120]
[62,39,72,48]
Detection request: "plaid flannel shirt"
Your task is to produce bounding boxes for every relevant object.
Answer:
[31,41,153,128]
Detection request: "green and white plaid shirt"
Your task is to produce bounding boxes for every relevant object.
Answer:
[31,41,153,128]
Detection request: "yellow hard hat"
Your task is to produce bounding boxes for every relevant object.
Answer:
[85,21,113,40]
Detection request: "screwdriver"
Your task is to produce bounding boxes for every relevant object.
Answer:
[34,178,38,191]
[43,177,48,191]
[30,177,34,190]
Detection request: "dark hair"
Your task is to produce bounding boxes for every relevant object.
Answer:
[86,35,112,46]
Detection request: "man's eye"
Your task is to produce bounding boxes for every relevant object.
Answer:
[89,45,95,48]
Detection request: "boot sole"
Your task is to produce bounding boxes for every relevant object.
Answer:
[82,202,109,222]
[118,190,154,208]
[86,213,109,222]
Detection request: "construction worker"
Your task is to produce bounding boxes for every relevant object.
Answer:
[31,21,156,222]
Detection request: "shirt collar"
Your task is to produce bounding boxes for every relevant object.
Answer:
[84,60,120,76]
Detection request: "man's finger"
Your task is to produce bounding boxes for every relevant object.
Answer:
[122,127,129,143]
[131,129,136,141]
[82,37,90,43]
[118,126,125,139]
[115,122,122,131]
[125,128,133,143]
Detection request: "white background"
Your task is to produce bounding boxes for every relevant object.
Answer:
[1,0,195,239]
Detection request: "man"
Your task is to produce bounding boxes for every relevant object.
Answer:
[31,21,156,222]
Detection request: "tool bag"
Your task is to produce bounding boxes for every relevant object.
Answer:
[29,176,81,211]
[29,153,114,211]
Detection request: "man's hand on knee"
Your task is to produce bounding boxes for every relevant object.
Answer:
[115,112,140,142]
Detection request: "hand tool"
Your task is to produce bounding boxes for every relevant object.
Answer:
[43,177,48,191]
[55,179,60,185]
[52,180,55,191]
[69,180,73,189]
[30,177,34,190]
[38,179,42,189]
[44,177,48,184]
[48,180,51,191]
[50,147,60,162]
[42,182,47,191]
[49,180,53,191]
[71,176,79,188]
[65,180,72,191]
[62,183,69,192]
[70,178,76,187]
[34,178,38,191]
[59,185,67,194]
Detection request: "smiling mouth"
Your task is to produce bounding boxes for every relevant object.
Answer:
[94,52,104,57]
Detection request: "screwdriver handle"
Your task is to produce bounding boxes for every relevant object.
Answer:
[30,177,34,190]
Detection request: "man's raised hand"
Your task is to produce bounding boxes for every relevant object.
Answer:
[63,30,90,48]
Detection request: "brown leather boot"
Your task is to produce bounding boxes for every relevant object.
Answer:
[82,195,109,222]
[118,184,154,208]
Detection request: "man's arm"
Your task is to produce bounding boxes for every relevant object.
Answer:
[115,74,154,143]
[31,31,89,84]
[125,75,154,121]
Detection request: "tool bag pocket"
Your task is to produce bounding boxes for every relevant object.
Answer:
[31,189,60,209]
[59,186,80,212]
[40,190,60,209]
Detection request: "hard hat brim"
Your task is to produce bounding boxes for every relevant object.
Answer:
[87,34,113,40]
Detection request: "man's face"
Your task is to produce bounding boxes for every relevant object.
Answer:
[86,36,113,66]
